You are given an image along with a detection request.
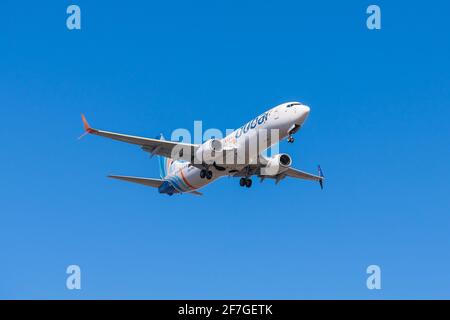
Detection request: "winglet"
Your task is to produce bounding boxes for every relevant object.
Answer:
[79,114,96,139]
[81,114,93,132]
[318,165,324,190]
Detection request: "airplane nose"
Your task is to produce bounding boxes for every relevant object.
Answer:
[299,105,310,114]
[296,105,310,123]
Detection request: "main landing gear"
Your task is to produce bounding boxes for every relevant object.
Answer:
[239,177,252,188]
[287,135,295,143]
[200,169,213,180]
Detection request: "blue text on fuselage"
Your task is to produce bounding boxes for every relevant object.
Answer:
[235,112,270,139]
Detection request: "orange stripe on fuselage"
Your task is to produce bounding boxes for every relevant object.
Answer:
[167,159,173,174]
[180,168,196,190]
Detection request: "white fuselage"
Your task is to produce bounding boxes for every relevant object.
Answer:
[163,102,310,193]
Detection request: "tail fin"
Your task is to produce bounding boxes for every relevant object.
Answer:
[157,134,171,178]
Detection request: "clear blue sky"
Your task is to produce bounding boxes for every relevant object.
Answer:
[1,0,449,299]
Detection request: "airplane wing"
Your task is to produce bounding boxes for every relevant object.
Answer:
[275,165,324,189]
[80,114,199,161]
[284,167,323,182]
[231,161,325,189]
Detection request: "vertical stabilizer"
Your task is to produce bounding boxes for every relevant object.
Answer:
[157,134,171,178]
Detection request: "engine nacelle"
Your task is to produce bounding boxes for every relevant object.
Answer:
[261,153,292,176]
[195,139,223,164]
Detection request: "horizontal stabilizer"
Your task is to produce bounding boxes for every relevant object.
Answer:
[108,175,164,188]
[187,190,203,196]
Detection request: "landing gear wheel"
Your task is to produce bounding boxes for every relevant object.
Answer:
[206,170,213,180]
[200,169,207,179]
[245,178,252,188]
[287,136,295,143]
[239,177,246,187]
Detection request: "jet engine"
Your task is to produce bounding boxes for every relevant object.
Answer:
[195,139,223,164]
[261,153,292,176]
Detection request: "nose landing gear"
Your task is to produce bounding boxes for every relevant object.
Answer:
[287,135,295,143]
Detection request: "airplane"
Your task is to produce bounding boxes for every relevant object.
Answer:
[80,102,324,196]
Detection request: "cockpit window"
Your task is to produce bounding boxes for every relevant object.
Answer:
[286,103,302,108]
